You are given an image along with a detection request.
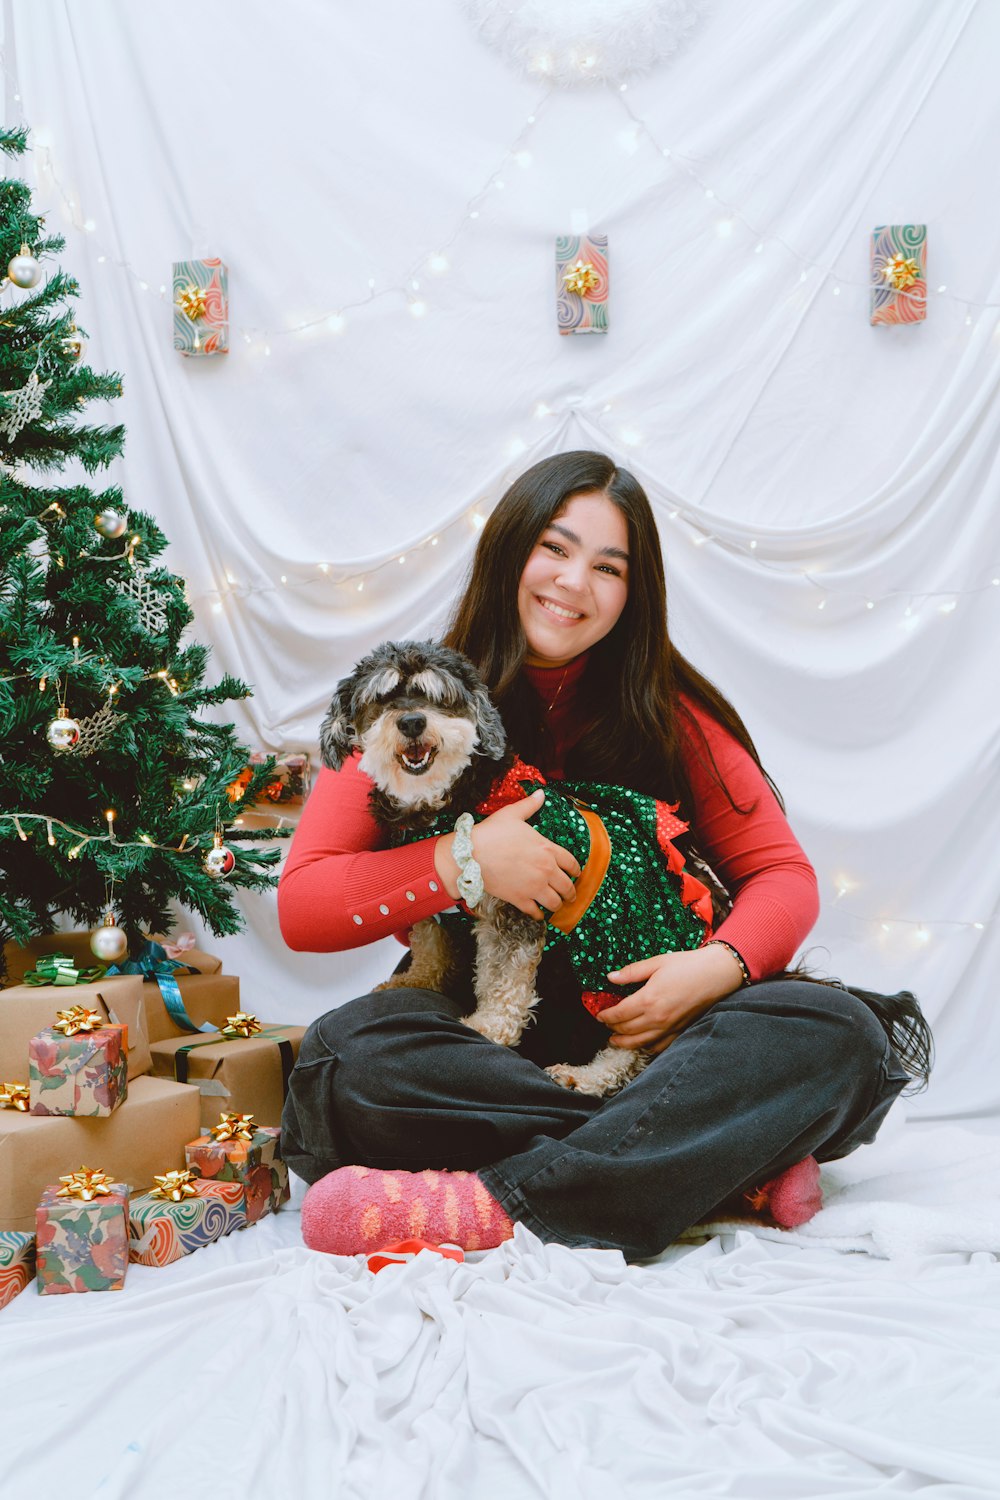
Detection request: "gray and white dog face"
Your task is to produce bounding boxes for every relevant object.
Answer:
[319,640,506,810]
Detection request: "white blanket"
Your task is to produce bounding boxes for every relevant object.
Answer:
[5,1115,1000,1500]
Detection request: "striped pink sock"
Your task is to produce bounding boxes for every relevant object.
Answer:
[300,1165,515,1256]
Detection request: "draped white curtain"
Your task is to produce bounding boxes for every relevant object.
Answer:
[5,0,998,1122]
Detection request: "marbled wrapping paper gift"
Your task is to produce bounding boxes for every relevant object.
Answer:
[185,1126,289,1224]
[556,234,609,335]
[0,1229,36,1309]
[128,1179,246,1266]
[29,1025,128,1117]
[35,1183,128,1294]
[172,257,229,356]
[870,225,927,326]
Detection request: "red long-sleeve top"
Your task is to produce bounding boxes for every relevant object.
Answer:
[278,658,819,980]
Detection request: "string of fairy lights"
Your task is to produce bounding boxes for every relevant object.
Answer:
[3,44,998,951]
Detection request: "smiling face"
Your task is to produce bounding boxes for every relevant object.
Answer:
[517,491,630,667]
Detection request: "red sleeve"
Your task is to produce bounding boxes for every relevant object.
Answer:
[277,753,454,952]
[679,698,819,980]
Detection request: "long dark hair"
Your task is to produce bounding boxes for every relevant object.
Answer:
[445,450,778,814]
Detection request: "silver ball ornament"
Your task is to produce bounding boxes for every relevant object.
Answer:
[46,714,81,751]
[204,840,236,879]
[7,245,42,289]
[90,919,129,963]
[62,329,87,360]
[94,508,127,540]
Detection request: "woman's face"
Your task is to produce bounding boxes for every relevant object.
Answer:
[517,491,630,667]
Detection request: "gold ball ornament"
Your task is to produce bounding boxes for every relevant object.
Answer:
[94,507,127,540]
[90,914,129,963]
[62,328,87,360]
[204,832,236,879]
[7,244,42,289]
[46,713,81,751]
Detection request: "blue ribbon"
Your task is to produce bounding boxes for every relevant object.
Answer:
[106,940,216,1034]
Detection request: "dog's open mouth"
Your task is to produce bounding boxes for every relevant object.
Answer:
[397,741,437,775]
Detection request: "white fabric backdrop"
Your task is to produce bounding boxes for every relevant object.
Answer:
[3,0,999,1123]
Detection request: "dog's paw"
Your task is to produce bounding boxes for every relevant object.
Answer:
[544,1061,613,1096]
[460,1013,522,1047]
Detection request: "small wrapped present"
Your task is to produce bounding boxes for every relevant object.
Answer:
[0,1075,202,1232]
[150,1022,304,1131]
[36,1170,129,1294]
[0,1230,36,1310]
[1,962,151,1081]
[185,1115,289,1224]
[228,752,311,807]
[870,225,927,326]
[29,1019,128,1118]
[173,257,229,356]
[556,233,609,335]
[128,1173,246,1266]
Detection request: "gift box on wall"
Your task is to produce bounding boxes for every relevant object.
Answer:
[556,233,609,335]
[128,1178,246,1266]
[0,973,151,1081]
[29,1023,128,1118]
[185,1121,289,1224]
[0,1075,202,1233]
[36,1178,129,1294]
[150,1026,305,1131]
[870,225,927,325]
[173,257,229,356]
[0,1230,36,1310]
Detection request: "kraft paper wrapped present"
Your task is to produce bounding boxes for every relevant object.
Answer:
[36,1175,128,1294]
[29,1023,128,1118]
[870,224,927,325]
[228,752,311,807]
[0,1230,36,1310]
[0,973,151,1081]
[0,1075,202,1233]
[128,1178,246,1266]
[556,233,609,335]
[149,1025,305,1131]
[186,1119,289,1224]
[173,257,229,356]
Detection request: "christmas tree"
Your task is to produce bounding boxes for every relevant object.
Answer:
[0,126,283,979]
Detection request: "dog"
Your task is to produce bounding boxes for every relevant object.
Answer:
[319,640,719,1096]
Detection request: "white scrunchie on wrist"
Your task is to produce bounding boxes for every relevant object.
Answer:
[453,812,485,909]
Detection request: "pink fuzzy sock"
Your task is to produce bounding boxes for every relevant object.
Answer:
[300,1165,515,1256]
[749,1155,823,1228]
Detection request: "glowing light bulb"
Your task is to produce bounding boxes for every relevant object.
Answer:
[327,314,345,334]
[427,254,449,274]
[409,300,427,318]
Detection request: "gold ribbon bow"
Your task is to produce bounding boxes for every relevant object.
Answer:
[56,1166,116,1201]
[563,260,599,298]
[221,1011,262,1039]
[0,1081,30,1112]
[883,254,921,291]
[52,1005,105,1036]
[210,1111,256,1142]
[176,283,208,320]
[150,1168,200,1202]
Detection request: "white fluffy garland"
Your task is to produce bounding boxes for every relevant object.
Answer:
[462,0,708,86]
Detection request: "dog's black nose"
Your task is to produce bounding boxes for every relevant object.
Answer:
[397,713,427,739]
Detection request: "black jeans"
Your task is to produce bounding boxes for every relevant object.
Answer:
[282,959,909,1261]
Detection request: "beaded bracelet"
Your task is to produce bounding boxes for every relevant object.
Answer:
[452,812,485,909]
[705,938,751,988]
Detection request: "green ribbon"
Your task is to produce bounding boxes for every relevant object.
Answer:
[22,952,107,987]
[173,1027,294,1098]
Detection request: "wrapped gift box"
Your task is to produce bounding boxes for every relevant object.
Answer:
[29,1024,128,1118]
[173,257,229,356]
[556,233,609,335]
[128,1179,246,1266]
[870,224,927,326]
[186,1122,289,1224]
[150,1026,304,1131]
[36,1179,128,1294]
[229,752,311,807]
[1,970,151,1081]
[0,1230,36,1310]
[0,1075,202,1233]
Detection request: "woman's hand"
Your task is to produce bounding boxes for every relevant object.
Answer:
[434,788,580,918]
[598,944,747,1055]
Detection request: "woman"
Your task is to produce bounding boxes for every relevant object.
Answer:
[278,451,920,1262]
